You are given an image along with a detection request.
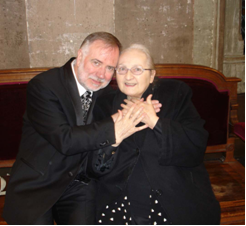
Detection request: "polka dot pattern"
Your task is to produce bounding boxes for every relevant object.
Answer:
[97,191,169,225]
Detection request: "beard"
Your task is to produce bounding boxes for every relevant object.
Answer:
[76,62,110,92]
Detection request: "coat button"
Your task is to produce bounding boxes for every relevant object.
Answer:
[49,161,52,165]
[136,148,140,154]
[155,189,163,196]
[100,140,109,146]
[68,172,73,177]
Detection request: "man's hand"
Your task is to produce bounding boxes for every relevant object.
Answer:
[112,104,148,147]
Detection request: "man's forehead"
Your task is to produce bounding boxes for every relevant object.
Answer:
[87,41,119,64]
[89,40,117,52]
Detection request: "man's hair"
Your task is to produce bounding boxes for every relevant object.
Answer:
[80,32,122,54]
[123,43,155,69]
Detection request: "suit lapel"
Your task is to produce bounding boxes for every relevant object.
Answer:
[86,92,98,124]
[86,87,111,124]
[63,58,85,126]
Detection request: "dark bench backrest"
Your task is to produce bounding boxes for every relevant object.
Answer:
[0,83,27,160]
[0,65,241,166]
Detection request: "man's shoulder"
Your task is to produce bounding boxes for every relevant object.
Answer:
[30,58,74,84]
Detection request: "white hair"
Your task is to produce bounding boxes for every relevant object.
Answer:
[122,44,155,69]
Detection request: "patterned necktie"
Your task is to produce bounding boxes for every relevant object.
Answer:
[81,91,92,123]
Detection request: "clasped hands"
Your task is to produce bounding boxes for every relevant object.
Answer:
[112,95,162,147]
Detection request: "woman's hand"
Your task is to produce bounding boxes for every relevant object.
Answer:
[120,95,160,129]
[141,95,159,129]
[121,97,162,115]
[112,104,148,147]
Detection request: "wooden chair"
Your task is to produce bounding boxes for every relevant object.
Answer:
[154,64,245,225]
[233,122,245,141]
[0,68,48,168]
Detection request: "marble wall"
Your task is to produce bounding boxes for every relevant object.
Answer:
[0,0,244,92]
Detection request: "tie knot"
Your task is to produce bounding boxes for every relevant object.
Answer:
[81,91,92,99]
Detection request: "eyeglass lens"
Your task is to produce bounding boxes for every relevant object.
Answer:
[117,66,144,75]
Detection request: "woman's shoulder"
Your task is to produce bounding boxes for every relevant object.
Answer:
[97,88,117,104]
[93,89,117,119]
[153,77,190,93]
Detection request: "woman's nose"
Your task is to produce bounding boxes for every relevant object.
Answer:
[125,69,134,80]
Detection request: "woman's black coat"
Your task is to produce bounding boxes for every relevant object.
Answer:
[90,79,221,225]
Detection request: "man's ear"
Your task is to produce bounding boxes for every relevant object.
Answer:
[150,70,156,83]
[77,48,83,65]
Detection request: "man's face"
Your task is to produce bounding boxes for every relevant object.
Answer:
[75,40,119,91]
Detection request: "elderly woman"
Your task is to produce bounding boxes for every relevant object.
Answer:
[89,44,221,225]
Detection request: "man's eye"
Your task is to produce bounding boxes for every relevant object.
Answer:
[107,66,115,71]
[92,60,100,66]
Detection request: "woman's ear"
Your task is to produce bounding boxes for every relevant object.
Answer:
[150,70,156,83]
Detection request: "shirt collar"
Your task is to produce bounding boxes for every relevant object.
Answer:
[71,59,93,97]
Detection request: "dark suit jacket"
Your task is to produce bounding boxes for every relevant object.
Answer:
[91,79,221,225]
[3,58,115,225]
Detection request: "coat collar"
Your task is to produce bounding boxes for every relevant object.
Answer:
[112,83,154,113]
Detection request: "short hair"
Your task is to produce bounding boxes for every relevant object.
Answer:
[123,44,155,69]
[80,32,122,54]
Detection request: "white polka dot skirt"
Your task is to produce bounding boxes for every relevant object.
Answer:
[97,191,169,225]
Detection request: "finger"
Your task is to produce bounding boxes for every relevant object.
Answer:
[117,110,123,121]
[135,124,148,131]
[151,100,159,104]
[124,99,134,104]
[146,94,152,104]
[122,109,127,116]
[130,106,144,121]
[153,103,162,113]
[125,104,136,119]
[133,113,145,125]
[120,103,129,110]
[111,112,118,122]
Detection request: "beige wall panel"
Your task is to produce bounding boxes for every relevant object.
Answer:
[223,0,244,93]
[115,0,194,64]
[223,61,245,93]
[26,0,114,67]
[224,0,244,55]
[193,0,217,68]
[0,0,30,69]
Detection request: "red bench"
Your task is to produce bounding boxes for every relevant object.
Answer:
[0,65,244,224]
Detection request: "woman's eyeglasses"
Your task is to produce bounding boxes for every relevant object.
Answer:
[116,65,153,75]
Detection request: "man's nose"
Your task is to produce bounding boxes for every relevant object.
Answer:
[96,67,106,79]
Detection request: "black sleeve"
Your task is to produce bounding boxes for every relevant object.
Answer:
[26,78,115,156]
[153,82,208,167]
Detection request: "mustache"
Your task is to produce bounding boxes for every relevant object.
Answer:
[89,75,105,83]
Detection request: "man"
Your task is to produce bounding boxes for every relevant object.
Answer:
[2,32,147,225]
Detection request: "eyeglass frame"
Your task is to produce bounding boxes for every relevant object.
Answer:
[115,65,153,75]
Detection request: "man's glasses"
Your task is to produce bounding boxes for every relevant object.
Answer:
[116,65,153,75]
